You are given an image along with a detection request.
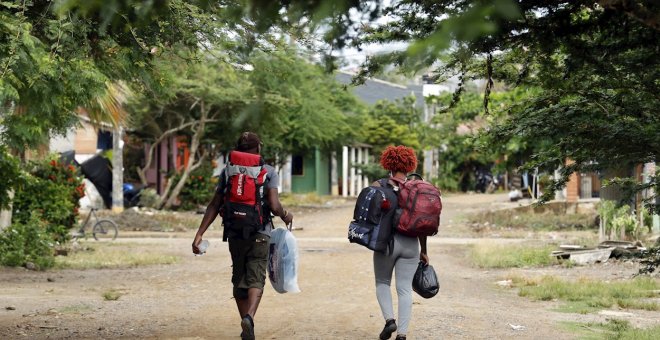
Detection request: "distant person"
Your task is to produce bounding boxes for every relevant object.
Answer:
[192,132,293,340]
[372,145,429,340]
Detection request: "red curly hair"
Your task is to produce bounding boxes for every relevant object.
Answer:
[380,145,418,174]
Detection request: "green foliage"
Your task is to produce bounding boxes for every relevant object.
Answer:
[102,289,122,301]
[245,49,358,160]
[176,163,217,210]
[138,188,160,209]
[610,206,639,238]
[428,88,535,191]
[131,45,360,176]
[354,163,388,183]
[0,0,228,152]
[12,157,84,242]
[638,245,660,276]
[0,146,20,209]
[0,212,55,269]
[329,0,660,209]
[358,96,421,155]
[599,201,641,240]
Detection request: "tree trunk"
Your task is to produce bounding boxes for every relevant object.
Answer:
[0,190,13,231]
[112,127,124,213]
[160,102,209,209]
[136,121,197,186]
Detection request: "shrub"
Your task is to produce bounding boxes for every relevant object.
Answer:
[638,245,660,276]
[353,163,388,183]
[138,188,160,208]
[175,164,216,210]
[0,213,55,269]
[12,157,84,242]
[102,289,123,301]
[599,201,643,240]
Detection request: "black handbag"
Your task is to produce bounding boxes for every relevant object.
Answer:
[412,261,439,298]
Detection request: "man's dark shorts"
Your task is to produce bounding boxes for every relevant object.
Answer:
[228,233,270,291]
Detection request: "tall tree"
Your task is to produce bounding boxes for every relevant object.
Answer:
[242,49,357,163]
[130,46,360,208]
[351,1,659,208]
[130,55,253,209]
[0,0,224,153]
[358,96,421,155]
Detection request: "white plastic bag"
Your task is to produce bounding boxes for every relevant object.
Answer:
[268,227,300,293]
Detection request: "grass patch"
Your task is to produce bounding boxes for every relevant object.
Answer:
[59,303,94,314]
[468,209,596,231]
[469,243,559,268]
[562,319,660,340]
[106,209,203,232]
[509,275,660,312]
[54,243,179,269]
[102,289,122,301]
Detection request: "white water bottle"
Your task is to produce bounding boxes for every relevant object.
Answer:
[196,240,209,256]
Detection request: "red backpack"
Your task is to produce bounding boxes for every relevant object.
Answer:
[221,150,270,239]
[391,175,442,237]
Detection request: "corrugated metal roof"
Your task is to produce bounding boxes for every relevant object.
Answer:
[335,71,425,108]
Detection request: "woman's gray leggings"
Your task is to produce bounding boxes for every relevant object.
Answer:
[373,233,419,335]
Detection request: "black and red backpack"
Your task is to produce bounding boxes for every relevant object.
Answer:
[391,174,442,237]
[221,150,271,240]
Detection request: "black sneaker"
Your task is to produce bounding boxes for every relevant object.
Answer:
[241,314,255,340]
[395,335,406,340]
[379,319,397,340]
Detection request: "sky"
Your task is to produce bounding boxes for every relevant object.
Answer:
[333,0,408,70]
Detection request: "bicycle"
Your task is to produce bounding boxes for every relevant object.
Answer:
[72,208,118,241]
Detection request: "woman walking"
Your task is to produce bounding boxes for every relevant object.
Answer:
[373,145,428,340]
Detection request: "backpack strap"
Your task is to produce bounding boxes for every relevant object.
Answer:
[389,176,407,193]
[220,172,230,242]
[377,178,389,188]
[376,178,398,255]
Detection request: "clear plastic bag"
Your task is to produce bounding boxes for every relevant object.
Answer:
[268,227,300,293]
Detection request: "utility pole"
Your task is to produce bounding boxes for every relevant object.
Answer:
[0,190,13,231]
[112,127,124,213]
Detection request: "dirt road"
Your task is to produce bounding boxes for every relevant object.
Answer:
[1,194,655,339]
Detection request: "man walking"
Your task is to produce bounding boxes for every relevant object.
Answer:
[192,132,294,340]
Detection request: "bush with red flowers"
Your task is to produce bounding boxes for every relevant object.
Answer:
[174,163,217,210]
[12,156,85,243]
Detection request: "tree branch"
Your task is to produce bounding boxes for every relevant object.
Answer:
[599,0,660,30]
[137,120,197,185]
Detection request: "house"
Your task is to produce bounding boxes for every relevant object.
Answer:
[49,113,114,164]
[561,170,601,202]
[141,136,190,195]
[49,112,115,208]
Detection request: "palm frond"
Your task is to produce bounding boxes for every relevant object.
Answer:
[86,81,133,127]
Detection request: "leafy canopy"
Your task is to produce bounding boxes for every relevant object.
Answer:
[351,0,659,206]
[0,0,239,152]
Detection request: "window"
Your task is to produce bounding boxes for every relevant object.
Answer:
[292,155,303,176]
